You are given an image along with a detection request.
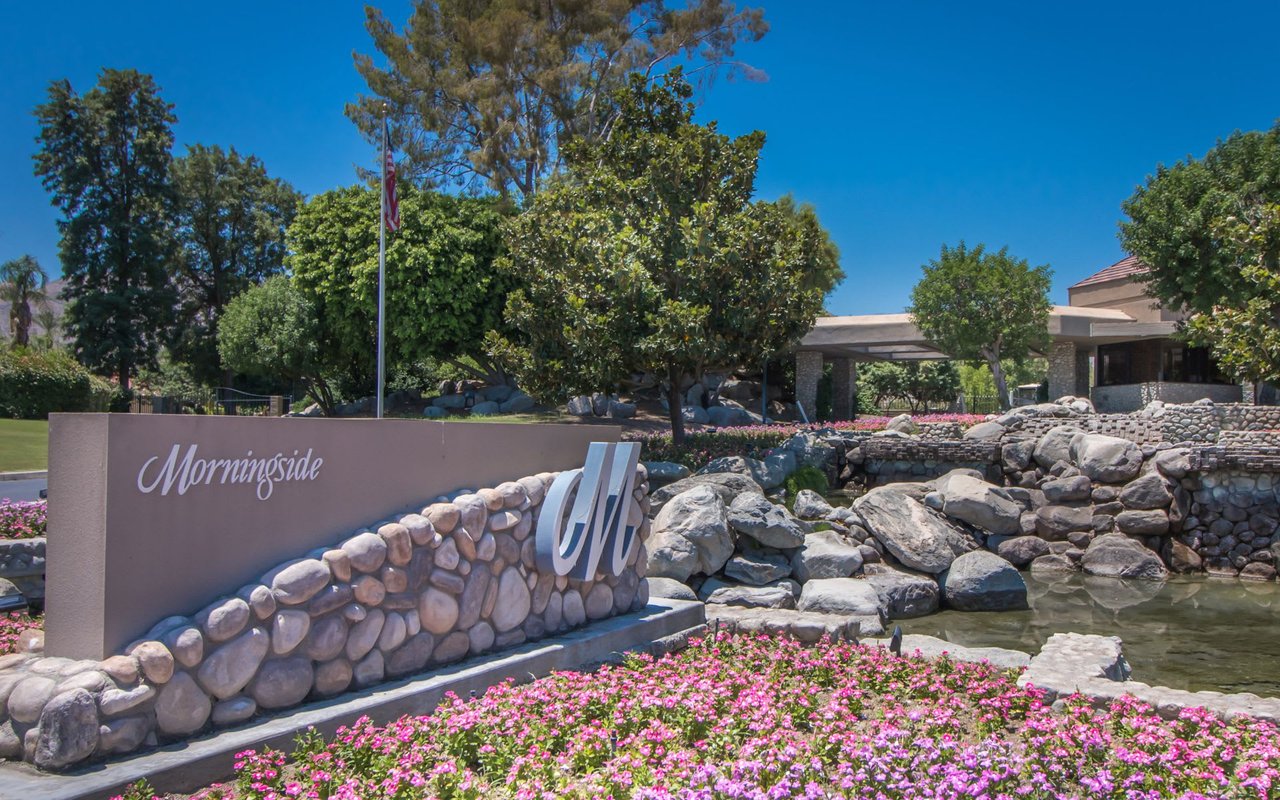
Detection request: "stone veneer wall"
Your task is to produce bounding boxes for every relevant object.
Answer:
[0,466,651,771]
[1008,414,1164,445]
[0,538,44,602]
[854,438,1002,486]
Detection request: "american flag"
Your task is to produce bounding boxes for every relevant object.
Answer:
[382,119,400,232]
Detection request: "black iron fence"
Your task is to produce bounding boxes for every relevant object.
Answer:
[129,388,291,416]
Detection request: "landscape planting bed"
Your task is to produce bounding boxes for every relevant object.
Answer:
[123,633,1280,799]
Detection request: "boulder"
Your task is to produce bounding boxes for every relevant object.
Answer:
[468,400,500,416]
[940,550,1028,611]
[778,432,836,470]
[34,689,99,770]
[936,473,1021,535]
[860,565,939,618]
[649,472,763,515]
[1041,476,1092,503]
[644,577,698,601]
[1119,473,1174,510]
[1081,533,1168,581]
[793,490,835,520]
[797,579,885,620]
[644,461,691,484]
[1167,539,1203,574]
[682,406,710,425]
[1115,509,1170,536]
[1029,553,1077,574]
[853,487,978,574]
[724,551,792,585]
[1034,505,1094,540]
[706,405,755,427]
[699,579,796,609]
[155,671,212,736]
[790,531,864,583]
[607,399,636,419]
[996,536,1050,568]
[962,421,1006,440]
[1070,434,1143,483]
[726,493,806,549]
[645,486,733,581]
[567,395,594,416]
[886,414,920,435]
[1032,425,1084,469]
[499,392,536,414]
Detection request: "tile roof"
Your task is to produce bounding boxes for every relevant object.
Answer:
[1070,254,1150,288]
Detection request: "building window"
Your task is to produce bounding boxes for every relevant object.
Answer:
[1098,344,1131,386]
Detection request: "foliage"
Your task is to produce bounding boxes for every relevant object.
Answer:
[631,414,986,470]
[349,0,767,202]
[188,633,1280,799]
[0,613,41,657]
[958,359,1047,403]
[287,185,511,394]
[33,68,177,391]
[0,255,50,349]
[0,499,46,540]
[217,277,334,414]
[1184,204,1280,384]
[0,348,96,419]
[859,361,959,413]
[784,464,828,497]
[1121,121,1280,316]
[908,242,1051,410]
[169,144,302,385]
[492,72,842,442]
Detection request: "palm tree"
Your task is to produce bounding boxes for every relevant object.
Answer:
[0,255,49,349]
[33,306,60,350]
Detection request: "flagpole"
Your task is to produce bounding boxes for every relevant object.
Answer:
[376,113,387,420]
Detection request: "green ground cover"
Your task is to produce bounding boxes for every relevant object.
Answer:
[0,419,48,471]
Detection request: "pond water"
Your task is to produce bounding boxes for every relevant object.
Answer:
[901,573,1280,696]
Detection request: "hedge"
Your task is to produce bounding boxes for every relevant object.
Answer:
[0,348,98,419]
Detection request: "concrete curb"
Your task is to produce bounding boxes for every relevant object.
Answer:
[0,471,46,482]
[0,598,705,800]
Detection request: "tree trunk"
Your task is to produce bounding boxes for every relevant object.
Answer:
[666,364,686,444]
[988,354,1010,411]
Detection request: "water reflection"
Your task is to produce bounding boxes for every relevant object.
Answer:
[902,573,1280,696]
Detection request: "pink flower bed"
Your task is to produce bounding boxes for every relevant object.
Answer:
[130,634,1279,799]
[0,498,47,540]
[0,612,42,655]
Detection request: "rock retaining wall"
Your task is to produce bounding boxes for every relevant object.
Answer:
[0,466,650,771]
[0,538,44,602]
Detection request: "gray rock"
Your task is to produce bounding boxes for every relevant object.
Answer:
[97,684,155,718]
[269,559,331,605]
[1041,476,1092,503]
[646,486,733,581]
[1034,505,1094,540]
[155,671,212,736]
[706,405,755,427]
[1115,509,1170,536]
[962,421,1006,440]
[701,579,795,609]
[249,657,313,710]
[198,628,270,700]
[886,413,919,434]
[727,493,806,549]
[469,400,500,416]
[1154,448,1191,479]
[996,535,1050,568]
[1081,533,1168,580]
[1070,433,1143,483]
[34,689,99,769]
[422,406,447,418]
[643,461,691,484]
[491,567,532,632]
[644,577,697,601]
[797,578,885,619]
[940,550,1029,611]
[793,489,835,520]
[608,399,637,419]
[8,675,57,724]
[681,405,710,424]
[419,588,460,635]
[650,472,763,514]
[936,473,1022,535]
[203,598,251,643]
[98,715,151,754]
[211,696,257,727]
[433,393,466,409]
[1119,473,1174,510]
[1029,553,1077,573]
[861,565,939,618]
[271,610,311,656]
[304,616,349,662]
[1033,425,1085,469]
[386,633,435,677]
[790,531,864,582]
[346,609,386,661]
[724,551,792,585]
[342,532,389,573]
[567,395,594,416]
[498,392,536,414]
[854,487,978,574]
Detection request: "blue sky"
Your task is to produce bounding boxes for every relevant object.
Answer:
[2,1,1278,315]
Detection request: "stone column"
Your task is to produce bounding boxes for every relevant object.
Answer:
[795,351,824,422]
[1048,342,1080,401]
[1074,349,1092,404]
[831,358,857,421]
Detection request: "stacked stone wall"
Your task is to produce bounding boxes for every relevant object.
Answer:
[1177,468,1279,577]
[0,467,650,771]
[1010,414,1164,444]
[0,538,44,602]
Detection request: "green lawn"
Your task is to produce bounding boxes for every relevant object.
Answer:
[0,419,48,472]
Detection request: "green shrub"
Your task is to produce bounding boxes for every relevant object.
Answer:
[0,348,96,419]
[785,465,828,498]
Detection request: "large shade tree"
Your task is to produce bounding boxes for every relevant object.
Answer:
[489,72,842,441]
[348,0,767,202]
[33,69,176,390]
[908,242,1051,410]
[0,255,50,349]
[287,185,511,393]
[169,144,302,386]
